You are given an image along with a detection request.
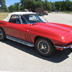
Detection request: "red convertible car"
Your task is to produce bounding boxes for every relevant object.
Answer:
[0,12,72,56]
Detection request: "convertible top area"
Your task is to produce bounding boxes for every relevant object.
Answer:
[4,12,36,22]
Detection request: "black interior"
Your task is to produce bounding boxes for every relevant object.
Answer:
[9,18,20,24]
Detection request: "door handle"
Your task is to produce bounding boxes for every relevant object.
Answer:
[27,30,29,32]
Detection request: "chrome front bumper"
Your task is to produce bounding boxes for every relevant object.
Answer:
[55,45,72,49]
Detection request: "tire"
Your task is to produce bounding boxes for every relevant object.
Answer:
[35,38,55,57]
[69,48,72,52]
[0,28,6,40]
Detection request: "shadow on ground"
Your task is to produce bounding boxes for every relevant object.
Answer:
[1,39,71,63]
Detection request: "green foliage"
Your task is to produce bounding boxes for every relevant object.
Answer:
[8,5,15,12]
[0,0,5,7]
[55,0,72,11]
[14,2,20,11]
[20,0,25,10]
[35,1,43,8]
[51,2,55,11]
[0,0,6,11]
[48,10,51,13]
[5,9,7,12]
[69,5,72,11]
[20,0,72,11]
[1,0,72,12]
[20,0,52,11]
[55,1,62,10]
[43,0,52,10]
[65,0,70,1]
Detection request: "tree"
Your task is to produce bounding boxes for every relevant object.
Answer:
[0,0,6,11]
[65,0,70,10]
[65,0,70,1]
[69,5,72,10]
[0,0,5,7]
[43,0,52,10]
[35,1,43,8]
[20,0,53,11]
[20,0,25,10]
[35,0,41,1]
[55,1,62,10]
[55,0,72,11]
[20,0,36,11]
[8,5,15,12]
[14,2,20,11]
[51,2,55,11]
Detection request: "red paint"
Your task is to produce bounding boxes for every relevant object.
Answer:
[56,47,63,50]
[0,21,72,50]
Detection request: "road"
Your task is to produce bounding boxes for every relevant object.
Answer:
[0,13,72,72]
[40,13,72,26]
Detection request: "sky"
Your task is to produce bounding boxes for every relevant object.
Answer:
[6,0,72,7]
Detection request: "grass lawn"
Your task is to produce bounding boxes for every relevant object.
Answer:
[60,11,72,14]
[0,12,10,20]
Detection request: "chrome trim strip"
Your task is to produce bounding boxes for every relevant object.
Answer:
[6,35,34,47]
[55,45,72,49]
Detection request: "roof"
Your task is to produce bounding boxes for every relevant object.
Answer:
[4,12,36,22]
[10,12,36,15]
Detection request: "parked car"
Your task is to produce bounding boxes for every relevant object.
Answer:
[0,12,72,56]
[44,10,48,15]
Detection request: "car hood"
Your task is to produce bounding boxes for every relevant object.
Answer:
[33,22,72,37]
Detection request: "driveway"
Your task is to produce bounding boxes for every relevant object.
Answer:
[40,13,72,26]
[0,13,72,72]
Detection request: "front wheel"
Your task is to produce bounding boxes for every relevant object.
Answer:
[69,47,72,52]
[35,38,55,56]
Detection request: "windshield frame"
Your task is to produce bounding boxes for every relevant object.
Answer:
[21,14,43,24]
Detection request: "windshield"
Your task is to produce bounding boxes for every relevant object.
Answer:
[21,14,43,24]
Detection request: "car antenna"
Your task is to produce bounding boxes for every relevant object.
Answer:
[42,15,48,22]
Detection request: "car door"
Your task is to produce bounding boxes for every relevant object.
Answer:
[4,15,22,39]
[19,15,36,43]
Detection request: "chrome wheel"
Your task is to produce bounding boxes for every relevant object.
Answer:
[38,40,50,54]
[0,29,3,39]
[36,38,55,56]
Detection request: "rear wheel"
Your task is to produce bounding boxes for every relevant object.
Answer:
[35,38,55,56]
[0,28,6,40]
